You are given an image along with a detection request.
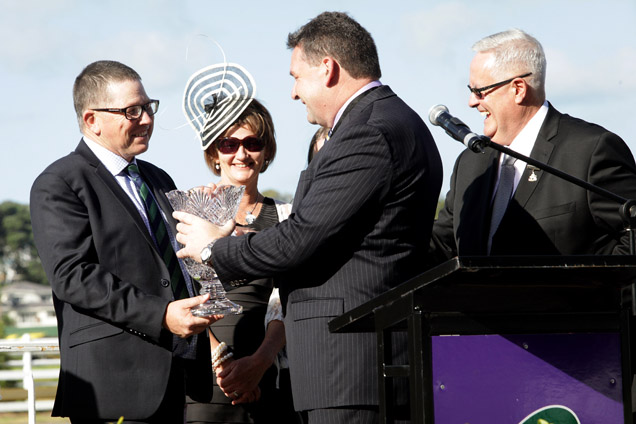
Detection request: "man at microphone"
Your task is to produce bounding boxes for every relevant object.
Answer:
[430,28,636,261]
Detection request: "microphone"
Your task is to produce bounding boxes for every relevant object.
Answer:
[428,104,487,153]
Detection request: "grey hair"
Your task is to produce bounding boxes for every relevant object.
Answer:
[473,29,546,100]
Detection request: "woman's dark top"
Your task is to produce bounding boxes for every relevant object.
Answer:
[186,197,297,423]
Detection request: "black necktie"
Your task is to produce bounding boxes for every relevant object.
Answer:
[487,155,517,254]
[126,163,188,299]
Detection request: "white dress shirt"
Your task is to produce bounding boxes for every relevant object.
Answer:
[495,101,549,195]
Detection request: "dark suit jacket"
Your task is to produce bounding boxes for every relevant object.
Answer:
[30,140,212,419]
[431,104,636,260]
[212,85,443,410]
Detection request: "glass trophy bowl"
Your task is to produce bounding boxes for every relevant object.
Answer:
[166,185,245,316]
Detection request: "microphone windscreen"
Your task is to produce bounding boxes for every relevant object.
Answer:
[428,104,449,126]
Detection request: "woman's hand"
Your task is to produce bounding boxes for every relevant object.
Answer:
[215,354,269,404]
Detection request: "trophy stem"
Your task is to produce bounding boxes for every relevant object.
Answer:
[165,185,246,317]
[190,275,243,317]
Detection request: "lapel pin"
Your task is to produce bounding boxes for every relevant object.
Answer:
[526,165,540,182]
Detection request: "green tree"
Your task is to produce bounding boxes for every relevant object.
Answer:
[436,197,445,219]
[0,313,16,387]
[0,201,47,284]
[262,189,293,204]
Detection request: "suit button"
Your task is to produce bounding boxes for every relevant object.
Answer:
[160,278,170,288]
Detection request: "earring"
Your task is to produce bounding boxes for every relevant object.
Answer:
[215,163,220,171]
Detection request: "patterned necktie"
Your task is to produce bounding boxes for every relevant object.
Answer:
[487,154,517,254]
[126,163,188,300]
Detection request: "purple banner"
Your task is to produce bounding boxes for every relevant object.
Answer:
[431,333,624,423]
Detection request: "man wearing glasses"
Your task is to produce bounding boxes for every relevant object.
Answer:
[430,28,636,260]
[30,60,216,423]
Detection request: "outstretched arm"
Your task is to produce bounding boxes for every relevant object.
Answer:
[173,213,235,263]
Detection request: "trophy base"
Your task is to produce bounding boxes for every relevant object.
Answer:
[191,298,243,316]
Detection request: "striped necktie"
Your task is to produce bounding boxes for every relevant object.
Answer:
[126,163,188,300]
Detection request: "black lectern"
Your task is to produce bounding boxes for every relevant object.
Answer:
[329,256,636,424]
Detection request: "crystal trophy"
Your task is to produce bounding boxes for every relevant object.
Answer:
[166,185,245,316]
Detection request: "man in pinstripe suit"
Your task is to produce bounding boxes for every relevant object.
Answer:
[175,11,443,423]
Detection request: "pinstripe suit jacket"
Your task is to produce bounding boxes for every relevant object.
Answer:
[430,104,636,260]
[213,85,443,410]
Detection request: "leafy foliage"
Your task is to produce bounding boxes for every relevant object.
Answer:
[0,314,16,386]
[0,201,47,285]
[436,198,445,219]
[262,189,293,204]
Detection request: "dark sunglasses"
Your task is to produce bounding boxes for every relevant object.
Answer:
[467,72,532,99]
[216,136,265,154]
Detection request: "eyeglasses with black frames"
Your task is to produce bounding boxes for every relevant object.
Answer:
[91,99,160,120]
[216,136,266,154]
[467,73,532,99]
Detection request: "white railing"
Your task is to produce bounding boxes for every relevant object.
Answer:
[0,334,59,424]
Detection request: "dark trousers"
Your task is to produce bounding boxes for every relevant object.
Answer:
[299,406,379,424]
[70,358,186,424]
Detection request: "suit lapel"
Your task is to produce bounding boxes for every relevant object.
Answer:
[291,170,308,214]
[329,85,381,137]
[75,140,157,249]
[513,106,559,208]
[332,85,392,137]
[291,86,391,214]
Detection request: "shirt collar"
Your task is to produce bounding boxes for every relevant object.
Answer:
[332,80,382,130]
[506,100,549,159]
[83,136,136,176]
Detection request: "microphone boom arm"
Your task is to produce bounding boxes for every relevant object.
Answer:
[486,140,628,205]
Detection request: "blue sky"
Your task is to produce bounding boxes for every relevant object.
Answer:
[2,0,635,204]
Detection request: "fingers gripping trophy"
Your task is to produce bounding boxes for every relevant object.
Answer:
[169,62,258,316]
[166,185,244,316]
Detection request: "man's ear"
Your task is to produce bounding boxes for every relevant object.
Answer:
[83,110,101,136]
[512,78,528,105]
[323,57,340,88]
